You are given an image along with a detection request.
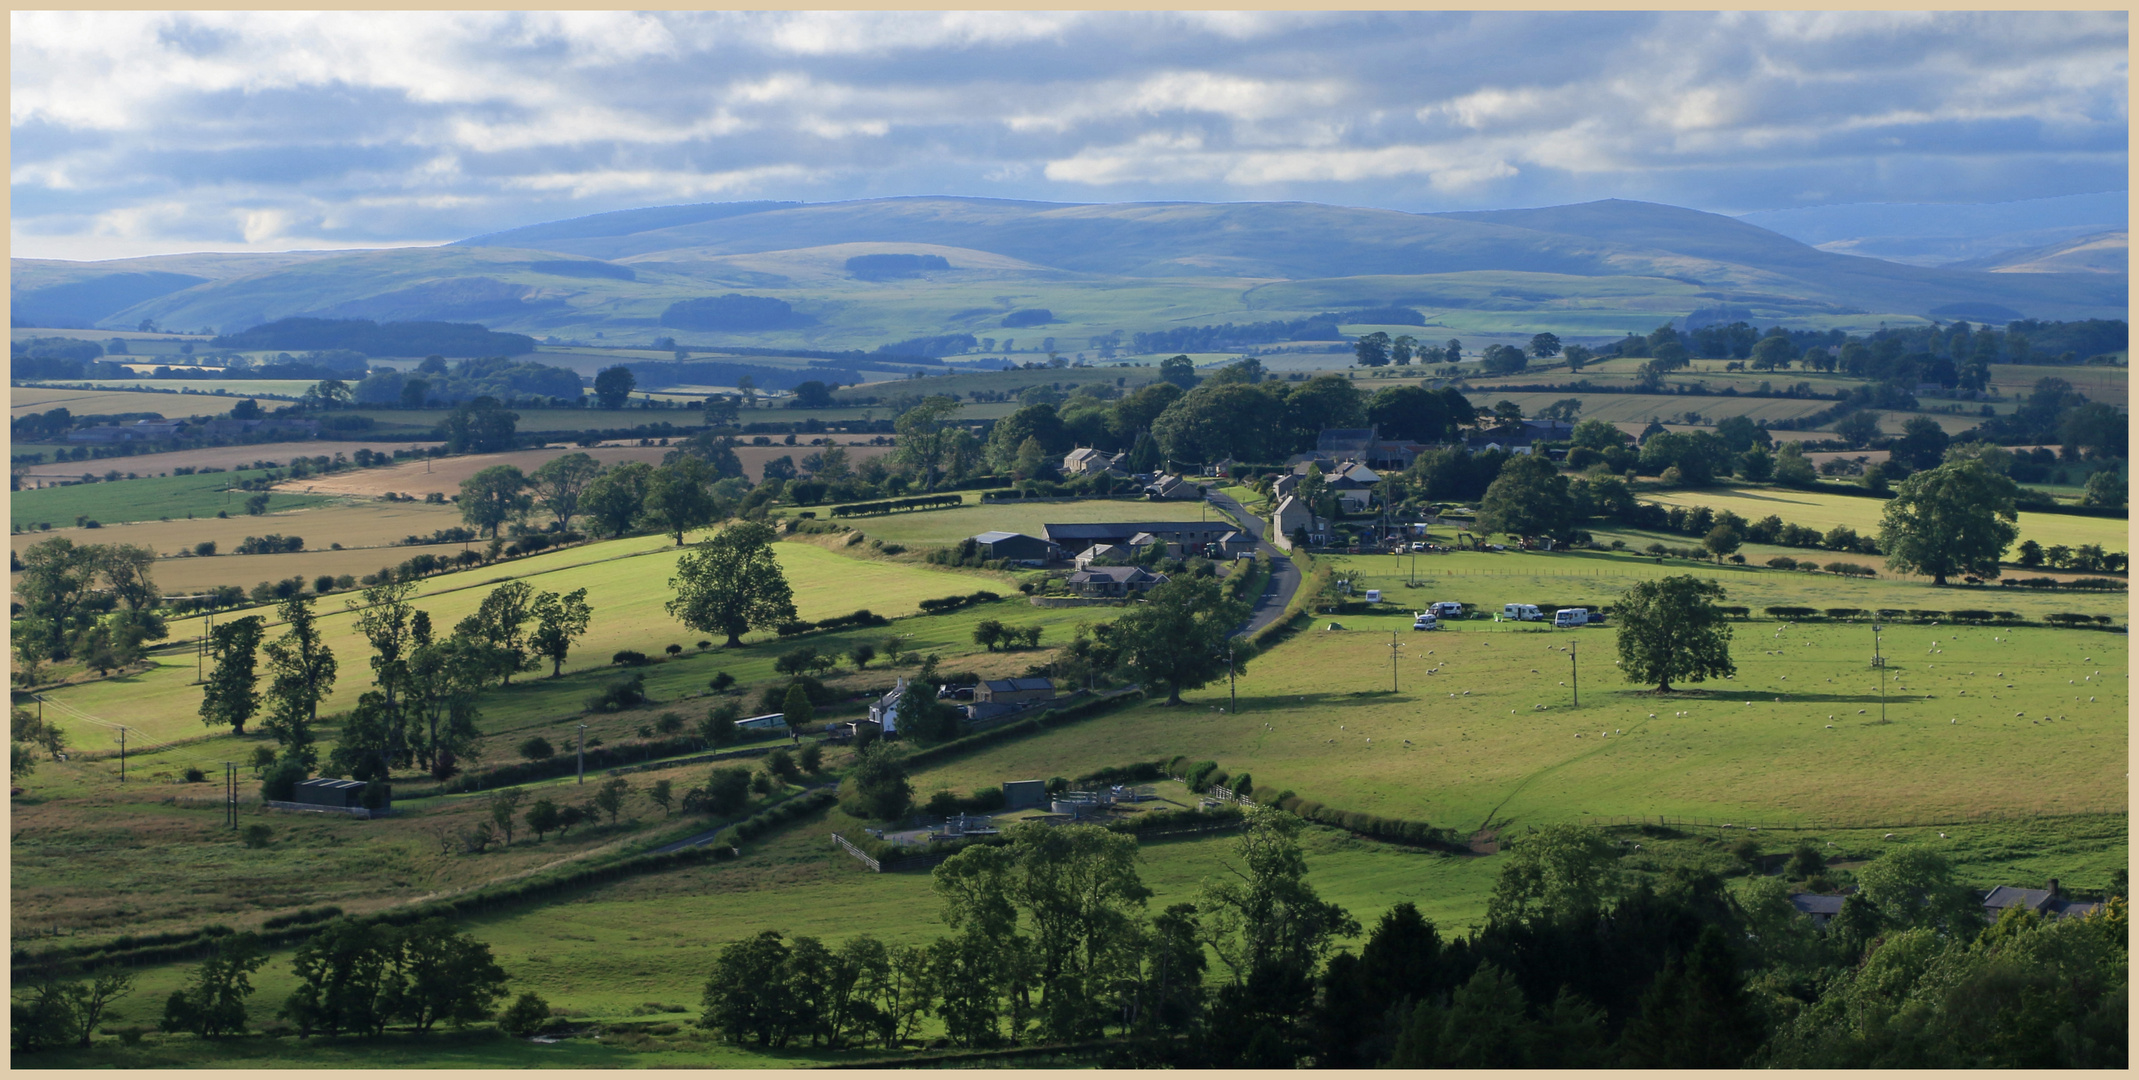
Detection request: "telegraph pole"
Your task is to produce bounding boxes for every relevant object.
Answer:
[1227,641,1238,714]
[118,727,126,783]
[1872,622,1886,723]
[1389,631,1402,693]
[577,722,588,784]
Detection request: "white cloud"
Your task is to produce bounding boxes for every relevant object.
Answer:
[8,10,2126,259]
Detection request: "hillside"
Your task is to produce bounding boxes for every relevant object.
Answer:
[1951,230,2129,275]
[13,197,2126,347]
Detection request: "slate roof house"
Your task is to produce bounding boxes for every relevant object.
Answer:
[970,531,1060,565]
[1065,565,1169,596]
[975,677,1056,705]
[1980,882,2102,920]
[1272,494,1324,550]
[1062,447,1124,477]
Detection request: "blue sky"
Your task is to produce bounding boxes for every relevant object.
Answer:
[10,10,2128,261]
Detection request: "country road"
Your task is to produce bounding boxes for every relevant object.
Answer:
[1205,488,1300,638]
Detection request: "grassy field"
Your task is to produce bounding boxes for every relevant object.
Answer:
[904,605,2126,831]
[11,472,338,529]
[1638,485,2129,552]
[1464,390,1839,426]
[28,533,1012,748]
[19,378,321,398]
[10,386,270,419]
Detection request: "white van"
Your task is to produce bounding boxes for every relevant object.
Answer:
[1430,601,1464,619]
[1502,603,1543,621]
[1363,589,1382,603]
[1411,611,1439,630]
[1554,608,1589,628]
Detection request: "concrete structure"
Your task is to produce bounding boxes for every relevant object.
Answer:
[975,677,1056,705]
[971,530,1060,564]
[1002,779,1049,810]
[1065,565,1169,597]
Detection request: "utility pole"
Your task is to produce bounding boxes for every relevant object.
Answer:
[118,727,126,783]
[1570,639,1579,708]
[1389,631,1401,693]
[1227,641,1237,714]
[577,722,588,784]
[225,762,238,829]
[1872,622,1886,723]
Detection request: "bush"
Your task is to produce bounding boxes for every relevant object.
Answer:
[2046,612,2093,626]
[499,992,554,1037]
[1765,555,1798,570]
[259,757,308,801]
[708,672,736,692]
[1824,562,1876,578]
[1763,606,1817,619]
[241,824,273,849]
[261,906,343,930]
[1823,608,1864,620]
[585,673,648,713]
[612,650,650,666]
[1182,760,1221,792]
[181,766,207,783]
[518,736,555,761]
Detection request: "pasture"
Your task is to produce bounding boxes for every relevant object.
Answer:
[1637,485,2129,552]
[905,612,2127,832]
[18,378,321,399]
[11,472,337,529]
[28,535,1008,747]
[9,386,259,420]
[8,500,465,560]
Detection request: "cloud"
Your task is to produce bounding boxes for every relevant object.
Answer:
[8,10,2126,259]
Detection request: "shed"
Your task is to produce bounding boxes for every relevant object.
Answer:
[1002,779,1048,810]
[736,712,791,733]
[293,777,369,809]
[976,677,1056,705]
[1788,892,1846,927]
[971,531,1060,564]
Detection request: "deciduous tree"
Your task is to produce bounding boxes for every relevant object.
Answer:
[1612,575,1734,692]
[667,521,797,647]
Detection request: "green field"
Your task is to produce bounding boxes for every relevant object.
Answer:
[11,472,338,529]
[1640,486,2129,552]
[28,532,1011,747]
[20,378,319,398]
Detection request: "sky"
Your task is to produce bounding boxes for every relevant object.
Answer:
[10,10,2129,262]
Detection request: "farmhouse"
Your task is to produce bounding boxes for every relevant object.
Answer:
[1311,426,1422,470]
[1073,542,1130,568]
[1271,494,1325,550]
[1143,474,1202,500]
[1788,892,1846,927]
[1061,447,1125,477]
[1980,882,2101,920]
[867,680,907,736]
[1065,564,1170,596]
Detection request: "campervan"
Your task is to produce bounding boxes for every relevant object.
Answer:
[1430,602,1464,619]
[1412,611,1440,631]
[1554,608,1589,628]
[1501,603,1543,622]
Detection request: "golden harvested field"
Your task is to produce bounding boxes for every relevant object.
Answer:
[9,500,465,558]
[1988,363,2125,407]
[10,441,419,480]
[10,386,247,419]
[20,378,318,398]
[273,441,893,497]
[66,543,475,595]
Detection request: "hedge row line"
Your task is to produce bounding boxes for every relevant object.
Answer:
[716,788,839,847]
[774,607,892,638]
[1759,606,2119,628]
[917,589,1004,614]
[832,494,965,517]
[901,688,1145,772]
[1143,755,1463,851]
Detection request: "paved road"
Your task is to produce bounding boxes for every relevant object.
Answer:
[1205,489,1301,638]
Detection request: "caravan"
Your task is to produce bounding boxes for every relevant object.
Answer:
[1501,603,1543,622]
[1411,611,1440,631]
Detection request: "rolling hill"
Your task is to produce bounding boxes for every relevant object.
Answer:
[13,197,2126,349]
[1951,230,2129,275]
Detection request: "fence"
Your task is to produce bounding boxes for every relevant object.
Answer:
[832,833,881,872]
[1572,808,2118,834]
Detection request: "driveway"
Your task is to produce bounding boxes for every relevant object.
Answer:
[1205,488,1301,638]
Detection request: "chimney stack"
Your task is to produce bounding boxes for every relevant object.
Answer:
[2048,878,2061,898]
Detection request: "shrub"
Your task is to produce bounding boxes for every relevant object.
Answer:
[1824,562,1876,578]
[708,672,736,692]
[656,711,685,735]
[612,649,650,666]
[518,736,555,761]
[241,824,273,849]
[1823,608,1864,620]
[1764,555,1798,570]
[1949,610,1994,622]
[260,757,308,801]
[499,992,553,1037]
[181,766,207,783]
[1763,606,1817,619]
[1182,760,1221,792]
[585,673,648,713]
[2046,612,2093,626]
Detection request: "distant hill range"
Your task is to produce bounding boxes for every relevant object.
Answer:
[11,197,2127,347]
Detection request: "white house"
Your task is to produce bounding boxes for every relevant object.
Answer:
[1272,494,1323,550]
[867,679,906,736]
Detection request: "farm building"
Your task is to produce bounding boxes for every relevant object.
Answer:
[1002,779,1048,810]
[1061,447,1125,477]
[1788,892,1845,927]
[1042,521,1236,551]
[1073,542,1130,568]
[1980,882,2101,920]
[976,677,1055,705]
[970,530,1060,564]
[867,679,907,736]
[737,712,791,733]
[1143,474,1202,500]
[292,777,372,810]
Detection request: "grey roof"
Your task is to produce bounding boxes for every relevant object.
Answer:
[1789,893,1846,917]
[974,530,1049,547]
[982,677,1055,693]
[1068,565,1164,584]
[296,778,366,792]
[1044,522,1231,542]
[1981,886,2101,918]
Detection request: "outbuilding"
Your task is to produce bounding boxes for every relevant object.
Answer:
[976,677,1056,705]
